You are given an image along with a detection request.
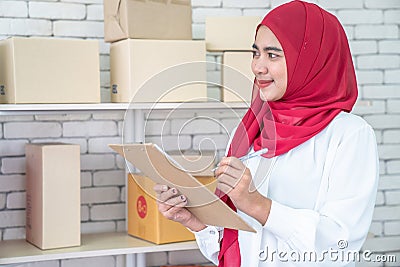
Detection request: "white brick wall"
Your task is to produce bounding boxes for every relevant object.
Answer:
[0,0,399,266]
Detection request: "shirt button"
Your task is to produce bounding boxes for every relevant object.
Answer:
[209,230,216,235]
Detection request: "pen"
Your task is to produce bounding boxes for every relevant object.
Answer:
[212,147,269,172]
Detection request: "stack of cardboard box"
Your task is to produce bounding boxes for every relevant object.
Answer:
[104,0,207,103]
[205,16,262,103]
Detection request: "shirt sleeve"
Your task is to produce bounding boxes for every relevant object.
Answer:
[194,225,222,265]
[264,124,379,263]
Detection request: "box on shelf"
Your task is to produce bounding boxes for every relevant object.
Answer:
[205,16,262,51]
[128,174,216,244]
[222,51,254,102]
[169,150,216,177]
[110,39,207,103]
[25,143,81,250]
[104,0,192,42]
[0,37,100,104]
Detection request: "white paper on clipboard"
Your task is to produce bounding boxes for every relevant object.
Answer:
[109,143,256,233]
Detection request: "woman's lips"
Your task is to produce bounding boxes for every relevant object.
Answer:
[256,79,273,88]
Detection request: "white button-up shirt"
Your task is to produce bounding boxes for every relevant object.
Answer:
[195,112,379,267]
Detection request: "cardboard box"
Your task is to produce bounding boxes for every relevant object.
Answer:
[0,37,100,104]
[104,0,192,42]
[222,52,254,102]
[25,143,81,250]
[169,151,216,177]
[110,39,207,103]
[128,174,216,244]
[205,16,262,51]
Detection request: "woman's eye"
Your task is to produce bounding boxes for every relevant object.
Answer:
[268,53,278,59]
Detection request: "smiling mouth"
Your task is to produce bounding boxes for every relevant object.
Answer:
[256,79,274,89]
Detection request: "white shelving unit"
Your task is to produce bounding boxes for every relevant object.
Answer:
[0,102,249,267]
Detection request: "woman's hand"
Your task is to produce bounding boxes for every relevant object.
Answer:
[154,184,206,232]
[215,157,271,225]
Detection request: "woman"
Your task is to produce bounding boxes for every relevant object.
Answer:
[154,1,379,266]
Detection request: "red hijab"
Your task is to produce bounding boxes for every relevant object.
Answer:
[217,1,358,266]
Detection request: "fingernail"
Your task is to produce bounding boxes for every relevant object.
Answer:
[172,188,177,194]
[162,185,168,191]
[180,195,186,201]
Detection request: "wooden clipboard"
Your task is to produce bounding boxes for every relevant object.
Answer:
[109,143,256,233]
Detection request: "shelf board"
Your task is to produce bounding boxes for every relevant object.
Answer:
[0,232,198,265]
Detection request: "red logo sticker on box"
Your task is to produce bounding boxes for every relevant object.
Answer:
[137,195,147,219]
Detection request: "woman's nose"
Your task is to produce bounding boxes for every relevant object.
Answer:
[253,59,268,75]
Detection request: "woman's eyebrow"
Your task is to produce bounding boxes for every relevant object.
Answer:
[252,43,283,52]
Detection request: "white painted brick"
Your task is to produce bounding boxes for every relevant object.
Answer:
[144,135,192,152]
[97,39,110,55]
[363,85,400,99]
[0,175,25,192]
[116,220,125,231]
[206,55,218,71]
[374,130,382,144]
[349,41,377,55]
[61,256,115,267]
[388,100,400,113]
[29,2,85,20]
[171,118,221,134]
[168,249,210,265]
[356,70,383,85]
[144,120,171,136]
[145,109,196,120]
[100,70,110,87]
[319,0,363,9]
[81,154,115,170]
[101,88,111,103]
[338,10,383,25]
[63,121,118,137]
[0,1,28,17]
[362,236,400,253]
[364,115,400,130]
[99,55,110,71]
[146,251,168,266]
[4,122,61,138]
[3,227,25,240]
[0,18,52,36]
[0,193,5,209]
[356,256,383,267]
[223,0,268,8]
[208,86,221,101]
[1,157,25,174]
[0,124,2,139]
[192,23,205,40]
[388,160,400,174]
[375,191,385,205]
[386,190,400,205]
[7,192,25,209]
[115,255,125,267]
[355,25,398,40]
[385,253,400,267]
[373,206,400,221]
[90,203,125,220]
[221,118,241,134]
[385,69,400,83]
[54,21,104,38]
[357,55,399,70]
[81,221,116,234]
[115,154,126,169]
[384,10,400,24]
[0,210,25,227]
[0,115,33,122]
[379,40,400,54]
[92,111,124,121]
[379,160,386,175]
[88,137,122,153]
[12,260,60,267]
[193,134,229,150]
[243,8,270,16]
[352,100,385,115]
[62,0,102,3]
[81,187,120,204]
[342,25,354,40]
[31,138,88,153]
[383,131,400,144]
[81,205,89,221]
[378,145,400,160]
[81,171,92,187]
[379,175,400,191]
[192,8,242,23]
[365,0,400,8]
[35,113,91,121]
[0,140,28,156]
[207,70,222,86]
[369,221,383,236]
[192,0,222,7]
[87,4,104,20]
[93,170,125,186]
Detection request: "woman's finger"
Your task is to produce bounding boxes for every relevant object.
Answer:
[164,194,188,207]
[157,187,179,202]
[153,184,169,194]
